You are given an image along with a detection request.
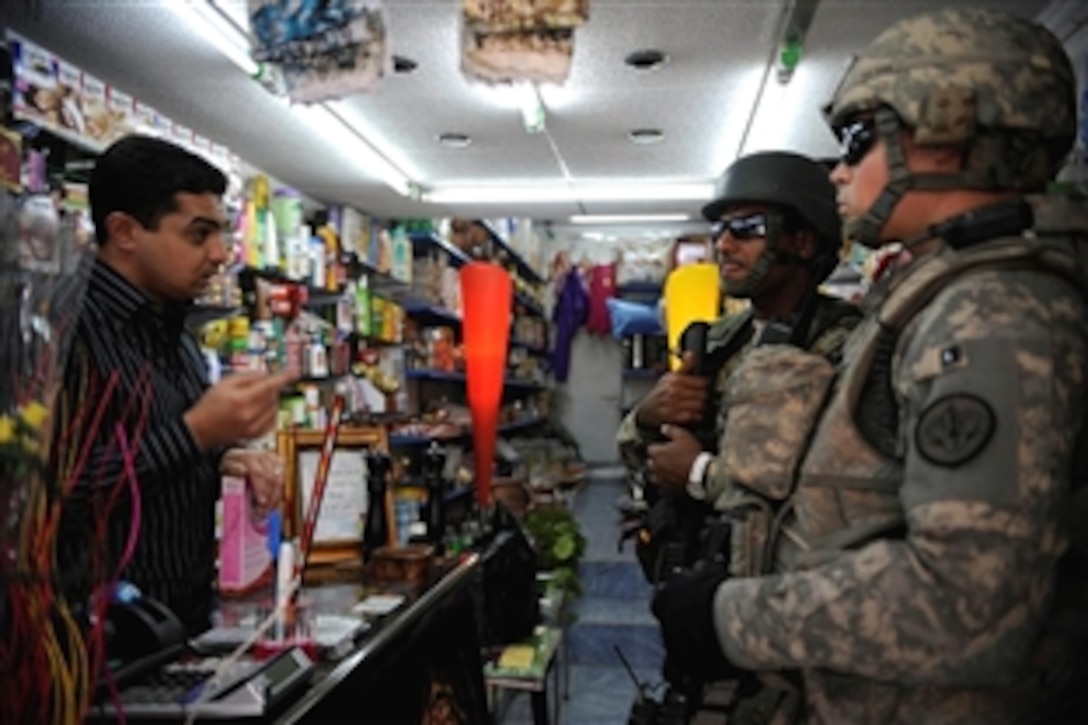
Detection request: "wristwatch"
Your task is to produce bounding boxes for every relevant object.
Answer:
[686,452,713,500]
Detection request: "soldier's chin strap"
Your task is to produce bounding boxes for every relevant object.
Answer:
[756,248,839,347]
[849,108,1009,249]
[724,210,817,299]
[722,211,785,298]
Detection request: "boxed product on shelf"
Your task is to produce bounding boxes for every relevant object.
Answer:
[440,266,461,315]
[425,327,457,372]
[389,226,412,284]
[370,224,394,273]
[411,253,444,306]
[335,206,370,257]
[354,277,373,336]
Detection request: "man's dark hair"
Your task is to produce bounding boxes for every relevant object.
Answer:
[89,134,228,246]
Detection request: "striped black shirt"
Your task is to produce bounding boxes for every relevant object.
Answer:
[57,258,221,632]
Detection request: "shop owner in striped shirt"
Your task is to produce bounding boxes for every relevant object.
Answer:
[54,135,295,636]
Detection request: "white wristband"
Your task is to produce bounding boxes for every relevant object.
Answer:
[686,452,713,500]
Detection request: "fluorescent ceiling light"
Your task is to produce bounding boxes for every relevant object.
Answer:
[168,1,258,76]
[570,214,692,224]
[292,103,416,198]
[209,0,250,31]
[424,182,716,204]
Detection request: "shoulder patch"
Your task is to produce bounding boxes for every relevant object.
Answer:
[914,394,995,467]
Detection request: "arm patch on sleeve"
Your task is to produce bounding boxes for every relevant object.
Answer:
[914,393,996,467]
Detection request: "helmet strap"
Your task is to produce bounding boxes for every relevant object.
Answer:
[850,109,1009,249]
[846,108,913,248]
[721,210,780,296]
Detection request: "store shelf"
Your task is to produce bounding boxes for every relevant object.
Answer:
[279,374,347,396]
[510,339,549,356]
[402,293,540,322]
[617,281,663,297]
[444,486,475,505]
[514,290,545,317]
[349,256,412,298]
[355,333,403,347]
[409,231,471,266]
[187,304,240,325]
[504,378,548,391]
[404,369,548,391]
[15,119,105,157]
[500,417,547,433]
[400,299,461,326]
[240,265,346,307]
[480,220,545,285]
[304,288,346,308]
[389,430,465,447]
[405,369,465,383]
[388,417,547,447]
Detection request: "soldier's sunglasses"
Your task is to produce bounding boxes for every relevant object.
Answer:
[714,213,768,242]
[837,117,877,166]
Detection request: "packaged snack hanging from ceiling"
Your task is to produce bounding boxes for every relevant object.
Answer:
[462,0,589,32]
[248,0,388,104]
[460,0,589,85]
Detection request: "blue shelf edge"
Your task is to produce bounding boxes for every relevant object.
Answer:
[514,290,546,317]
[617,281,663,297]
[480,220,545,285]
[510,339,549,356]
[404,369,548,390]
[401,298,462,324]
[408,231,471,266]
[389,417,547,447]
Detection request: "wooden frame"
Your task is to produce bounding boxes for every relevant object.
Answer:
[278,425,389,568]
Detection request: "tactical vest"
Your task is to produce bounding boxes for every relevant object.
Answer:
[721,194,1088,578]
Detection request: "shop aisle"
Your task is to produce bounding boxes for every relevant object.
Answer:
[498,468,664,724]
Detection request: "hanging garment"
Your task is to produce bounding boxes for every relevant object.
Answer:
[551,268,589,382]
[585,262,616,336]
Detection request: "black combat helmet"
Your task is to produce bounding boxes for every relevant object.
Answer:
[702,150,841,257]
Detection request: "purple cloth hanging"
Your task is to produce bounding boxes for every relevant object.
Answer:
[550,269,589,382]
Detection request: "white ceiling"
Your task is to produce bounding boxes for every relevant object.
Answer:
[4,0,1071,228]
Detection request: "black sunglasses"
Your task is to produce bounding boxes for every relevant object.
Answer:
[837,117,877,167]
[714,213,768,242]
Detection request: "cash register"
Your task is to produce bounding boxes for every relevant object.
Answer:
[92,595,314,720]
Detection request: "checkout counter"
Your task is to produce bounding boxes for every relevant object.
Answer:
[90,550,493,724]
[277,551,489,723]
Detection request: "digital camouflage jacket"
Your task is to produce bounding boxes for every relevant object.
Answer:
[712,195,1088,723]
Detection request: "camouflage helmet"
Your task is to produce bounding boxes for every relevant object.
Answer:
[702,150,841,254]
[824,7,1076,190]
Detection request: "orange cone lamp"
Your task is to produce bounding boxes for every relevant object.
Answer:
[460,262,512,508]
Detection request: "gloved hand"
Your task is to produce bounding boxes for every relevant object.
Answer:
[651,562,736,686]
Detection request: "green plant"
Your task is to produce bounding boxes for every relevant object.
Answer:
[523,504,587,601]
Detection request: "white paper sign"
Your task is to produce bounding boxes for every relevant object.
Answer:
[298,447,369,543]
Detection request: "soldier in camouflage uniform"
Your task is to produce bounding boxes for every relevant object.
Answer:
[617,153,860,721]
[651,7,1088,723]
[615,152,860,584]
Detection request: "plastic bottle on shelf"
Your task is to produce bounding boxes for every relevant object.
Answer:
[354,276,372,337]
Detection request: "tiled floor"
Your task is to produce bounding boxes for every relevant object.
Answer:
[497,471,665,724]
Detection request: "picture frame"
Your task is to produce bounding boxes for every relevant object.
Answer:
[278,425,389,568]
